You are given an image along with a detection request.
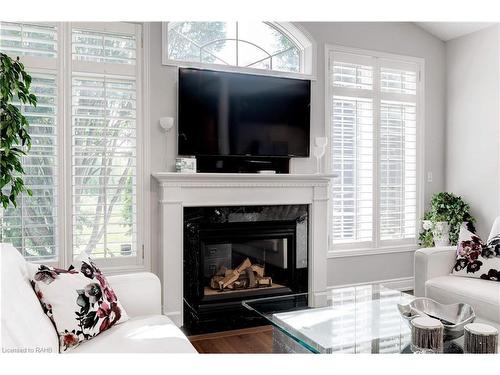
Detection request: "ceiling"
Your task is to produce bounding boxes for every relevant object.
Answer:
[416,22,497,41]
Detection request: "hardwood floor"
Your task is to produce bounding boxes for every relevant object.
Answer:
[188,325,274,353]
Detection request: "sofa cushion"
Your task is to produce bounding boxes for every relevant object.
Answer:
[0,244,59,353]
[70,315,197,353]
[425,275,500,323]
[451,225,500,282]
[29,252,129,352]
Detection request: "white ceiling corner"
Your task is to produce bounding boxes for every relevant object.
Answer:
[415,22,497,42]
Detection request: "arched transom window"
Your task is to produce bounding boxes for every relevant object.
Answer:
[165,22,313,74]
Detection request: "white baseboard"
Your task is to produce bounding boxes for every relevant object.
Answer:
[326,276,414,292]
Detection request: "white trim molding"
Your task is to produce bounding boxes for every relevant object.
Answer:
[152,172,333,326]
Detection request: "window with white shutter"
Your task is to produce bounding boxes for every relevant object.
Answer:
[0,22,59,261]
[1,22,146,270]
[71,23,140,261]
[328,47,422,252]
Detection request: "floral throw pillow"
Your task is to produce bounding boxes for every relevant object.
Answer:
[452,224,500,281]
[29,253,129,352]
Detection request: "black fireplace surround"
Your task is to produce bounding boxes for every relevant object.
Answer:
[183,205,308,334]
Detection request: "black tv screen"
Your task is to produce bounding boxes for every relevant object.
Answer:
[178,68,310,157]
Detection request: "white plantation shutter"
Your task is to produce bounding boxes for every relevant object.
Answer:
[0,74,58,260]
[72,28,136,65]
[0,22,59,261]
[329,48,420,250]
[379,101,417,240]
[71,23,140,261]
[333,61,373,90]
[0,22,57,58]
[331,97,373,243]
[381,68,417,95]
[331,52,375,246]
[72,75,137,258]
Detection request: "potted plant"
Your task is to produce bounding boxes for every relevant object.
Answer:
[0,53,37,209]
[419,192,475,247]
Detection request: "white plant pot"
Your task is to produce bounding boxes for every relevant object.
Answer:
[432,221,450,247]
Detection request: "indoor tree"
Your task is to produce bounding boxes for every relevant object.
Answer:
[0,52,37,209]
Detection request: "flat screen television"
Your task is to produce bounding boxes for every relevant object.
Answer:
[178,68,311,158]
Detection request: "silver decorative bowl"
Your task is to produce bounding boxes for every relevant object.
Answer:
[398,298,476,340]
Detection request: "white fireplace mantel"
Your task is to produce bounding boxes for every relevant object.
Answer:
[152,172,333,327]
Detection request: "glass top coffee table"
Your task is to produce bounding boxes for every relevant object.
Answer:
[243,284,495,354]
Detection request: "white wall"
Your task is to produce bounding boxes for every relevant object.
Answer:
[445,25,500,239]
[147,22,447,286]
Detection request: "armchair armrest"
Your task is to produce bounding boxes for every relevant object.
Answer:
[107,272,161,317]
[414,246,456,297]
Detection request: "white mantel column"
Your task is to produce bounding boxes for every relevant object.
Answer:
[158,187,184,326]
[309,184,330,307]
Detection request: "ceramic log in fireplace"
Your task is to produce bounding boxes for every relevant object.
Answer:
[183,205,308,334]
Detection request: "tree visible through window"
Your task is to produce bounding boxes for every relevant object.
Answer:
[72,76,137,259]
[167,22,302,73]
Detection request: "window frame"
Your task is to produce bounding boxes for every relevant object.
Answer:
[1,22,151,274]
[161,22,317,79]
[65,22,149,273]
[1,21,62,265]
[325,44,425,259]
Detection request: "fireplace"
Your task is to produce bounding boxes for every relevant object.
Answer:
[183,205,308,333]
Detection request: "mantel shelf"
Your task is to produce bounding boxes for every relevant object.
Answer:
[152,172,336,186]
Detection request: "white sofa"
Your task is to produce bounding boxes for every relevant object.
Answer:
[1,243,197,353]
[415,240,500,324]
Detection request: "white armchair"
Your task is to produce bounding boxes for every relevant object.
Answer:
[1,243,197,353]
[414,246,456,297]
[414,245,500,324]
